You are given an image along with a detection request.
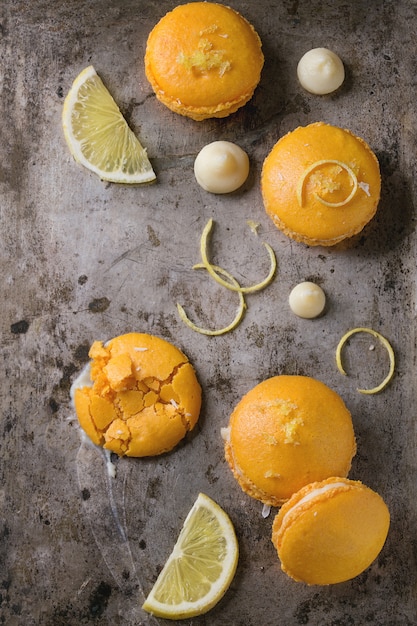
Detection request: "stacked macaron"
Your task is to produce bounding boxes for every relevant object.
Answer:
[224,375,390,585]
[272,477,390,585]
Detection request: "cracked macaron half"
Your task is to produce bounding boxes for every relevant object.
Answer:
[71,333,202,456]
[271,477,390,585]
[223,375,356,507]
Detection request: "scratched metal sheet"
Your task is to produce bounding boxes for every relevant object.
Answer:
[1,0,417,624]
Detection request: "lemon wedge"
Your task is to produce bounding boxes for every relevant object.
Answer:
[62,65,156,183]
[142,492,239,620]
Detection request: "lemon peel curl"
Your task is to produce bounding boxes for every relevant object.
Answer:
[199,218,277,293]
[177,264,246,336]
[336,327,395,394]
[177,219,276,335]
[297,159,358,208]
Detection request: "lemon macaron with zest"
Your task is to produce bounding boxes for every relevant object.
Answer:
[261,122,381,246]
[145,2,264,121]
[224,375,356,507]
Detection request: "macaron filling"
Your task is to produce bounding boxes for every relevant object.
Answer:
[272,478,391,585]
[279,480,347,528]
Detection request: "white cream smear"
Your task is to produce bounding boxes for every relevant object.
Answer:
[281,481,347,528]
[70,362,92,402]
[70,361,117,478]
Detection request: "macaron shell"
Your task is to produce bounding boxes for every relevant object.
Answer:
[105,332,189,381]
[226,376,356,506]
[261,122,381,246]
[144,2,264,120]
[74,333,202,457]
[272,479,390,585]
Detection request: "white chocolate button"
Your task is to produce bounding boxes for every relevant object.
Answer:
[194,141,249,194]
[289,282,326,318]
[297,48,345,95]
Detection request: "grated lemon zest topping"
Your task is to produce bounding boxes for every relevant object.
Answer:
[262,432,278,445]
[296,159,358,208]
[177,39,231,75]
[264,471,281,478]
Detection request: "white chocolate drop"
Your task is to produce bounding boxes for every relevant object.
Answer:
[289,282,326,319]
[194,141,249,194]
[297,48,345,95]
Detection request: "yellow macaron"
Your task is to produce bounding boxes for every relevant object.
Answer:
[261,122,381,246]
[72,333,202,457]
[224,375,356,506]
[271,477,390,585]
[145,2,264,121]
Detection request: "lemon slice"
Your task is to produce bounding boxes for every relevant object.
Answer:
[142,492,239,620]
[62,65,156,183]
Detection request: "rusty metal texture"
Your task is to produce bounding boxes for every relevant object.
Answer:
[1,1,416,624]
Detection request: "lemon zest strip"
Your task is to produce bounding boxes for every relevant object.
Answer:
[177,264,246,336]
[336,327,395,394]
[296,159,358,208]
[199,218,277,293]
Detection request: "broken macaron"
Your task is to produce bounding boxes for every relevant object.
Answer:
[71,333,202,456]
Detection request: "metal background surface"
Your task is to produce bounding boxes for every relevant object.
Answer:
[1,1,417,624]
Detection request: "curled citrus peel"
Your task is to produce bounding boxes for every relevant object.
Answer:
[199,218,277,293]
[336,327,395,394]
[177,264,246,336]
[297,159,358,208]
[177,219,276,335]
